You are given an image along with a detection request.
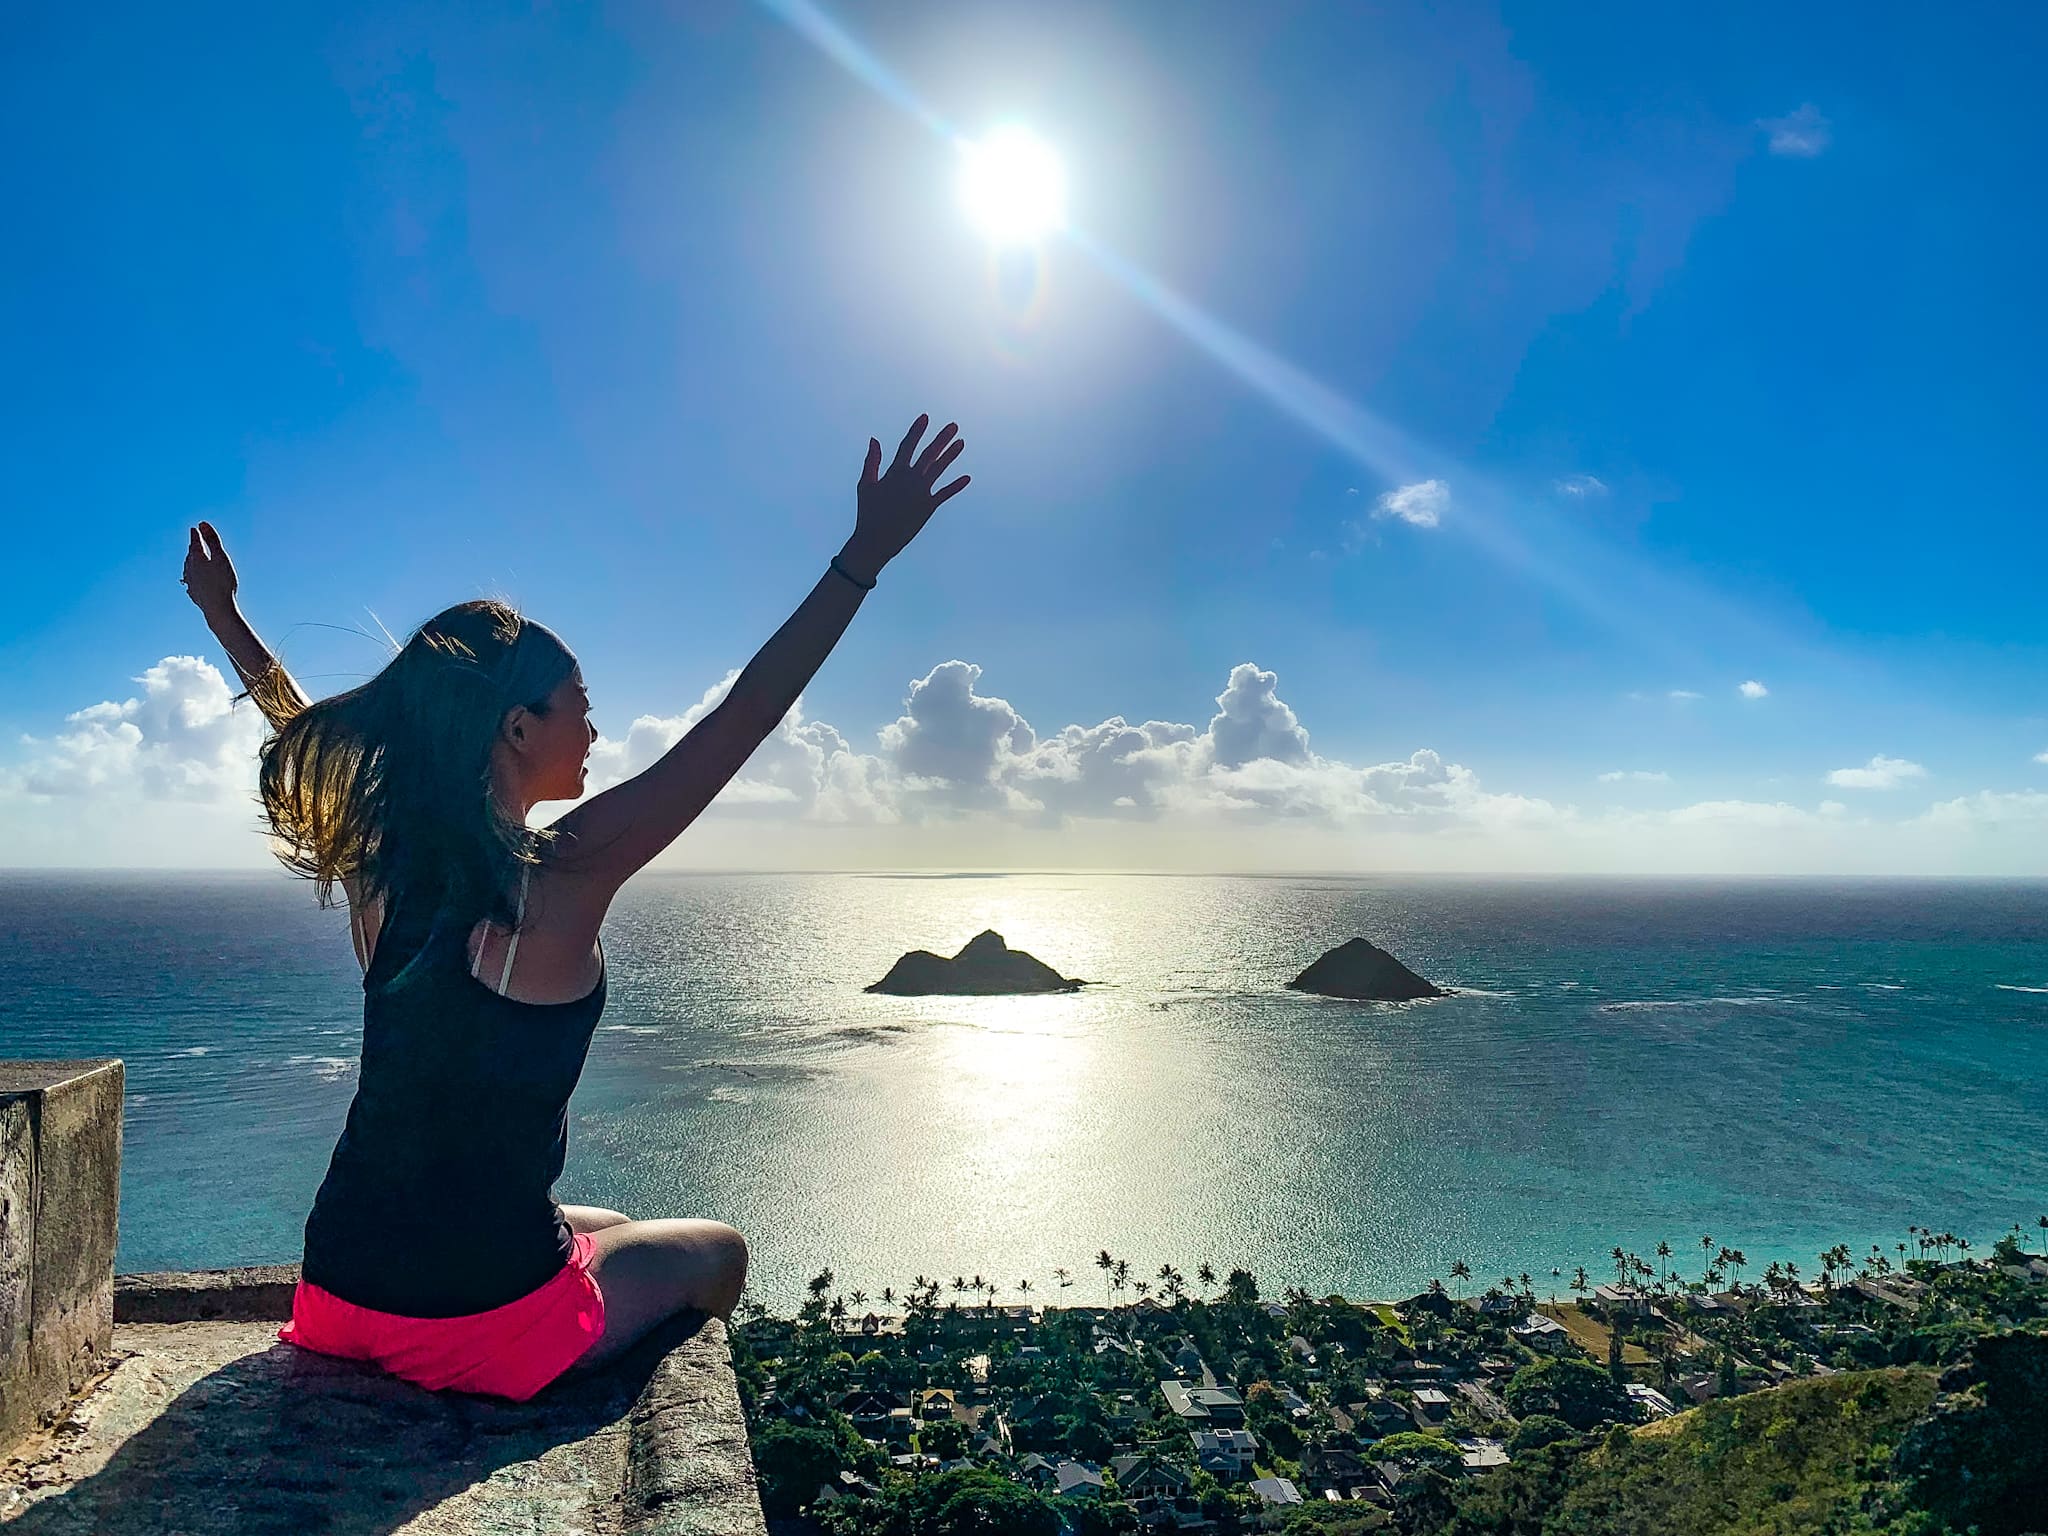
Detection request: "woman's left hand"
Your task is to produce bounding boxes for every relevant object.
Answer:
[182,521,239,620]
[843,415,971,581]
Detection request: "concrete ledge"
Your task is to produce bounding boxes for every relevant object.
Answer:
[3,1279,764,1534]
[1,1060,122,1462]
[114,1265,301,1324]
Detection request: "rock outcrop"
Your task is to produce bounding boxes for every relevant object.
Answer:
[866,930,1084,996]
[1287,938,1447,1001]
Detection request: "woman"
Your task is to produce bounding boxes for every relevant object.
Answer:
[182,415,970,1402]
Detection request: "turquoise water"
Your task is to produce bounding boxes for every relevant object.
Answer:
[4,872,2044,1307]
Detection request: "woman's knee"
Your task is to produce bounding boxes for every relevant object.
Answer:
[693,1222,750,1315]
[562,1203,632,1234]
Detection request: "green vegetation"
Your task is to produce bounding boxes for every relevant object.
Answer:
[731,1222,2048,1535]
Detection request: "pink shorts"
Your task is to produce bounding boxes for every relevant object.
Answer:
[277,1232,607,1403]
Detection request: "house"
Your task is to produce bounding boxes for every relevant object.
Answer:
[1056,1462,1107,1498]
[1677,1373,1719,1405]
[1016,1454,1059,1490]
[1159,1335,1206,1376]
[918,1388,960,1419]
[889,1452,940,1473]
[1456,1438,1510,1470]
[1347,1396,1415,1438]
[1161,1380,1245,1424]
[1511,1313,1573,1353]
[1677,1291,1735,1316]
[1287,1334,1318,1365]
[1110,1455,1194,1500]
[1109,1456,1197,1529]
[836,1390,914,1439]
[1250,1477,1303,1506]
[1276,1386,1311,1418]
[1625,1383,1677,1418]
[1410,1387,1454,1427]
[1592,1284,1651,1317]
[1300,1446,1371,1496]
[1469,1290,1521,1316]
[1190,1427,1259,1481]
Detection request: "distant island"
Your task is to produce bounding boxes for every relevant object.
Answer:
[1288,938,1448,1002]
[867,930,1085,996]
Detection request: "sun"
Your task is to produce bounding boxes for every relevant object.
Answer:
[957,126,1067,245]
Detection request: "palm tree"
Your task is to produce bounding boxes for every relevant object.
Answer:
[1018,1278,1033,1305]
[1053,1267,1072,1292]
[849,1288,868,1312]
[1097,1250,1116,1307]
[1197,1262,1217,1292]
[1449,1260,1472,1301]
[1700,1234,1715,1287]
[1571,1267,1590,1304]
[1112,1258,1131,1307]
[1550,1267,1561,1305]
[2037,1215,2047,1256]
[1519,1273,1534,1306]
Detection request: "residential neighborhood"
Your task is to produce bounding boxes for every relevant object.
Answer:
[732,1231,2048,1533]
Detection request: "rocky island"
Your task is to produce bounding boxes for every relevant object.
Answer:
[866,930,1085,996]
[1287,936,1448,1001]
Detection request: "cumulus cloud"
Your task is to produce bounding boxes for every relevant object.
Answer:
[570,669,897,824]
[12,652,2048,875]
[1761,104,1831,157]
[1373,479,1449,529]
[1555,475,1608,497]
[1919,790,2048,827]
[1825,755,1927,791]
[2035,749,2048,766]
[4,657,264,803]
[1738,680,1769,699]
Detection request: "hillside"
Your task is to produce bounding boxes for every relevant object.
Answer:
[1447,1368,1939,1536]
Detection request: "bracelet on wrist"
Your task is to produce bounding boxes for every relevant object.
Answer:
[830,554,877,590]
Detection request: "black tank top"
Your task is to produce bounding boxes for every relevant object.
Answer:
[300,867,608,1317]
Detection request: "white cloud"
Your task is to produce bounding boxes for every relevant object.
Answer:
[1919,790,2048,827]
[1555,475,1608,497]
[1761,104,1831,158]
[1738,680,1769,700]
[1825,755,1927,791]
[1669,690,1703,701]
[2035,749,2048,766]
[4,657,264,804]
[1373,479,1449,529]
[10,653,2048,875]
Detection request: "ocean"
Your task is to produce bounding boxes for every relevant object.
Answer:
[3,871,2044,1308]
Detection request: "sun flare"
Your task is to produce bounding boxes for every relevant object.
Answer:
[956,126,1067,245]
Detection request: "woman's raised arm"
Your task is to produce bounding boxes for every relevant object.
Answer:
[182,521,313,731]
[547,414,970,899]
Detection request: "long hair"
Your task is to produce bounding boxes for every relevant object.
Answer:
[255,599,576,931]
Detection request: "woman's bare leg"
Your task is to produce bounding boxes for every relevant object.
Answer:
[561,1203,632,1234]
[558,1219,749,1378]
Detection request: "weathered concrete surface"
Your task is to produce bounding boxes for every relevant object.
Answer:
[0,1311,763,1536]
[0,1062,122,1461]
[115,1265,303,1324]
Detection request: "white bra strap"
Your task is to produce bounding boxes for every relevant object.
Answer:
[470,864,532,996]
[496,864,531,996]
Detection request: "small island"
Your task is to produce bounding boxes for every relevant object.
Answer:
[1287,937,1448,1001]
[866,930,1085,996]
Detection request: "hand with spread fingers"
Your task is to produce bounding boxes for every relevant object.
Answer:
[841,414,971,583]
[182,520,240,621]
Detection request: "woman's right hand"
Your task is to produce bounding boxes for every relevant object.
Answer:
[843,414,971,581]
[182,521,239,620]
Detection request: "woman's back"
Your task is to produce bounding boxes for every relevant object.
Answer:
[302,868,607,1317]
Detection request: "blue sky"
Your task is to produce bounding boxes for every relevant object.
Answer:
[4,0,2046,872]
